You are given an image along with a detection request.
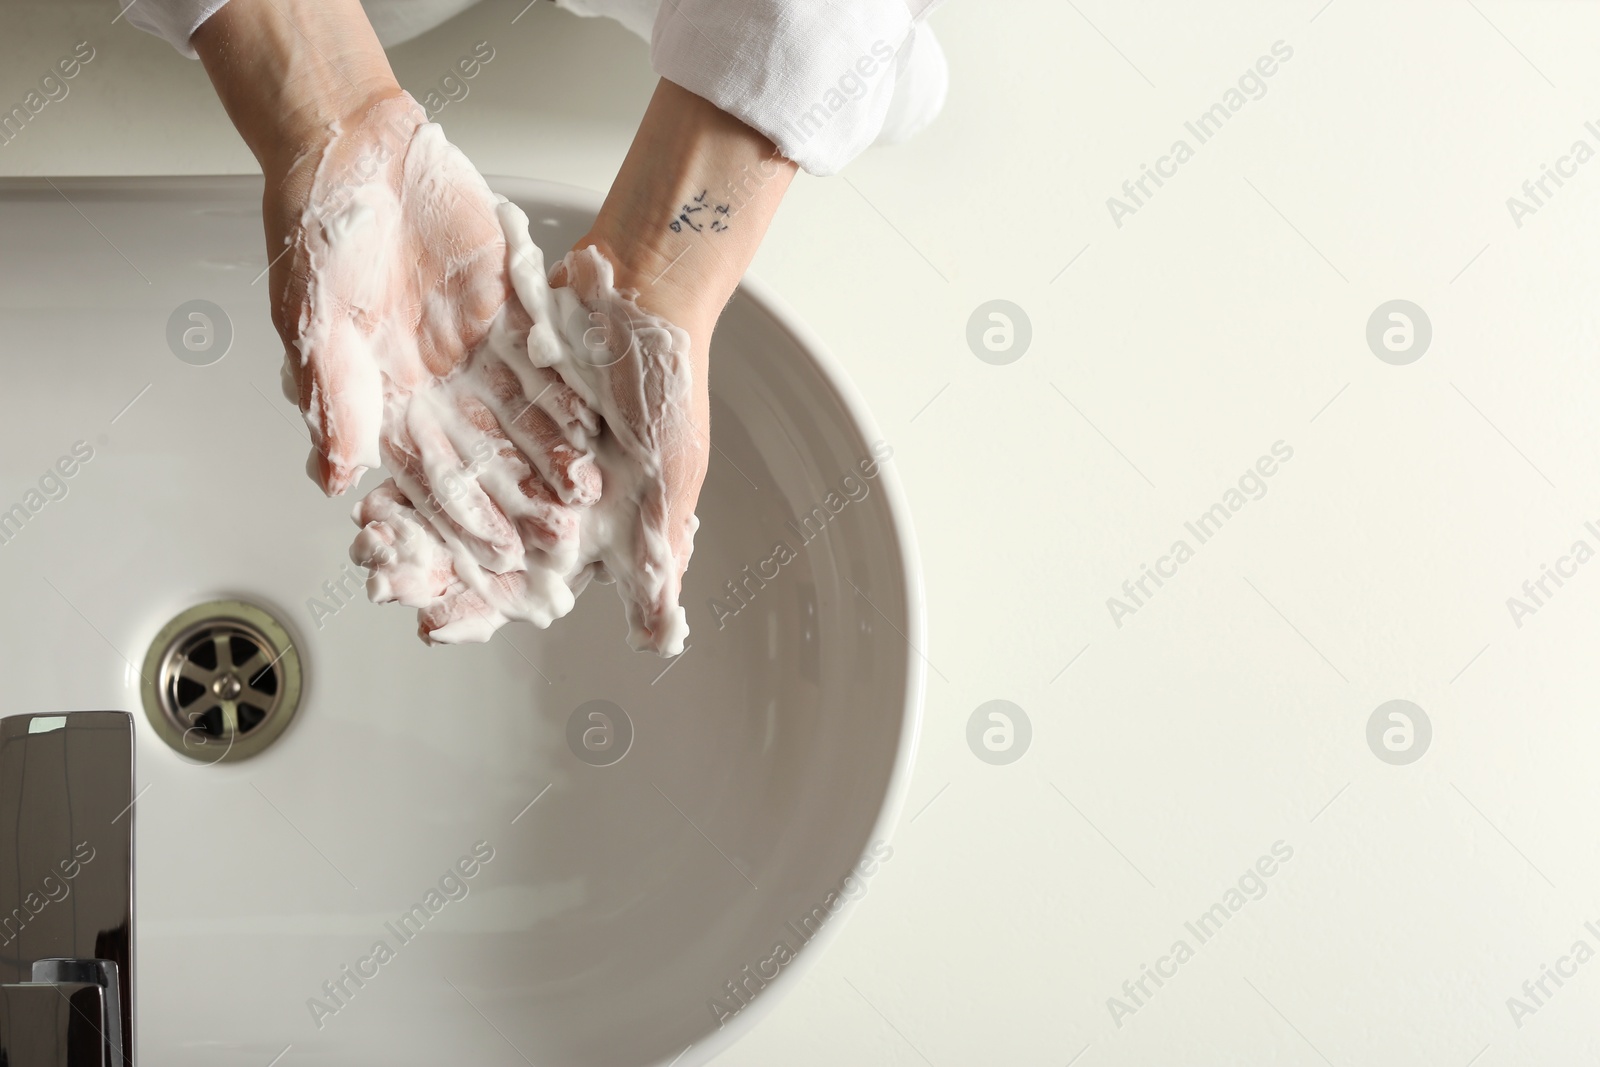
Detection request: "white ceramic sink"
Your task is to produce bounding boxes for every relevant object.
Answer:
[0,176,923,1066]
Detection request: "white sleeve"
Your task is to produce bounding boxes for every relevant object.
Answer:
[559,0,950,176]
[122,0,952,175]
[118,0,483,55]
[120,0,233,58]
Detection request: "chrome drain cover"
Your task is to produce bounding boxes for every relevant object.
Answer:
[141,600,302,763]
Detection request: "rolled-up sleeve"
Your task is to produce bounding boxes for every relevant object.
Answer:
[120,0,233,57]
[649,0,949,176]
[122,0,953,174]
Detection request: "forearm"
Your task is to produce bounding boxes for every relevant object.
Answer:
[191,0,399,175]
[579,78,798,336]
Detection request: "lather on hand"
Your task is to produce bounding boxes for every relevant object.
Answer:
[193,0,796,651]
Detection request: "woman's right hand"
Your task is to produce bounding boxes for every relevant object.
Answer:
[264,90,511,496]
[195,0,512,496]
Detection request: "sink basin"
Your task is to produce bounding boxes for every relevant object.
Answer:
[0,176,923,1066]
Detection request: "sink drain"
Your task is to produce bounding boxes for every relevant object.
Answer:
[141,600,302,763]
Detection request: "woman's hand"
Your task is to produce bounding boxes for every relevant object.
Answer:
[194,1,799,651]
[195,0,510,495]
[269,91,510,495]
[351,78,799,651]
[567,78,799,585]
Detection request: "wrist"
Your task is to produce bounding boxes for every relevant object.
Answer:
[572,225,734,339]
[193,0,400,175]
[575,79,797,333]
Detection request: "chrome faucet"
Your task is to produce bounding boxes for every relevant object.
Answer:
[0,711,134,1066]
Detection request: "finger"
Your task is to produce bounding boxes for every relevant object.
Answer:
[352,477,415,528]
[351,522,456,607]
[467,564,590,645]
[546,247,700,655]
[274,242,307,405]
[506,466,582,556]
[380,417,515,581]
[398,396,524,573]
[444,392,584,555]
[420,556,583,643]
[539,364,601,439]
[663,382,711,583]
[349,479,461,607]
[418,577,518,645]
[280,356,301,406]
[403,124,511,378]
[551,248,696,464]
[299,308,385,497]
[497,200,558,339]
[473,359,601,506]
[480,317,600,443]
[628,486,688,654]
[292,191,402,496]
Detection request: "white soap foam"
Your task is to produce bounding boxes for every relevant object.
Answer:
[291,101,697,656]
[351,211,697,656]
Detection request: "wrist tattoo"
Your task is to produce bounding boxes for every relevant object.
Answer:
[668,190,732,235]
